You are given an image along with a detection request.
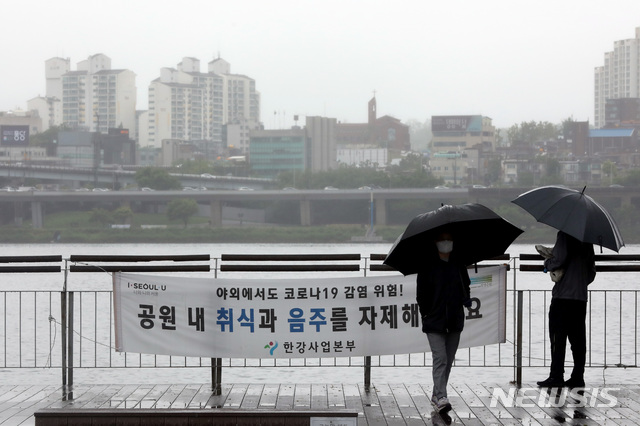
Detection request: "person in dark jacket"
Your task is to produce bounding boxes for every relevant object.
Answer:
[537,231,596,388]
[416,230,471,413]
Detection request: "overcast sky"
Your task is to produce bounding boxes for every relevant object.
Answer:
[2,0,639,129]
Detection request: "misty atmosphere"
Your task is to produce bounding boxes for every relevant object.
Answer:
[0,2,639,244]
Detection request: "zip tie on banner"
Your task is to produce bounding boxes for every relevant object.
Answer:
[47,314,116,351]
[45,314,57,368]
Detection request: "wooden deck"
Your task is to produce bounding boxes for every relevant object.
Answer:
[1,382,639,425]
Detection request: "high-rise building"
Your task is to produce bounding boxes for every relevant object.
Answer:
[43,54,137,137]
[594,27,640,128]
[147,57,260,154]
[45,57,71,101]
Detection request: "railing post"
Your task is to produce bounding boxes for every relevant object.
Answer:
[364,356,371,391]
[61,259,69,400]
[516,290,523,387]
[60,291,67,398]
[68,291,74,400]
[211,257,220,395]
[211,358,222,396]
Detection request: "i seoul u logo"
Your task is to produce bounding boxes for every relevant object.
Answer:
[264,341,278,356]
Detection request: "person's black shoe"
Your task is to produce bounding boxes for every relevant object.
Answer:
[537,377,564,387]
[564,377,585,388]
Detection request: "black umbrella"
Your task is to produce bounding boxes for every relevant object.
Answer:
[511,185,624,252]
[383,203,523,276]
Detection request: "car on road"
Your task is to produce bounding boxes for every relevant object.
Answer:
[237,187,254,191]
[434,186,449,189]
[200,173,214,178]
[324,186,339,190]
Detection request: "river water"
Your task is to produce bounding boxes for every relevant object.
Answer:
[1,242,637,291]
[1,242,638,386]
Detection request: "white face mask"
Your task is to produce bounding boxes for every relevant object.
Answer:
[436,240,453,254]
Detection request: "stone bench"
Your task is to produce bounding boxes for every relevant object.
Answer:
[35,408,359,426]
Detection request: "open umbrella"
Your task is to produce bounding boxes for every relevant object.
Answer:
[383,203,523,275]
[511,185,624,252]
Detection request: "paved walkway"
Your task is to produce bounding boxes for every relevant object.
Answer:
[1,382,639,425]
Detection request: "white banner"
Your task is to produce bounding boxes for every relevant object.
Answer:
[113,265,507,358]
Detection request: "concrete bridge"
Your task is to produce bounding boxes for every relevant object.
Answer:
[0,188,468,228]
[1,186,637,229]
[0,163,272,190]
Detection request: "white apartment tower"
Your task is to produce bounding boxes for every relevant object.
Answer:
[147,57,260,151]
[24,57,72,131]
[594,27,640,128]
[45,57,71,100]
[44,54,137,136]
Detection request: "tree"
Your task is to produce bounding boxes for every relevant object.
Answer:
[602,161,617,185]
[29,124,70,156]
[89,208,113,227]
[167,198,199,228]
[518,171,534,187]
[135,167,181,190]
[617,169,640,186]
[113,206,133,224]
[507,121,559,147]
[561,116,577,141]
[485,158,502,186]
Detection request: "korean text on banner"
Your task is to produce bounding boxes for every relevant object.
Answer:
[113,265,507,359]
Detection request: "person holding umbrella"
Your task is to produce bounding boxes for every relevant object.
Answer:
[384,203,523,413]
[416,229,471,413]
[535,230,596,389]
[512,185,624,389]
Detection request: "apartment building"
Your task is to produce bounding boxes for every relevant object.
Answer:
[26,96,61,132]
[42,55,137,138]
[594,27,640,128]
[147,57,260,156]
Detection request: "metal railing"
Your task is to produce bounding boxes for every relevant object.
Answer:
[1,253,638,394]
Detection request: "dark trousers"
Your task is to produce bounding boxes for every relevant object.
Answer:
[549,298,587,380]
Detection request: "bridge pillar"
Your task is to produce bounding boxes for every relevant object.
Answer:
[13,202,23,226]
[375,198,387,226]
[300,200,312,226]
[31,201,43,229]
[209,200,223,227]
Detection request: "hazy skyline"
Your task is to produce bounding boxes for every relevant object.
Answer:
[2,0,639,130]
